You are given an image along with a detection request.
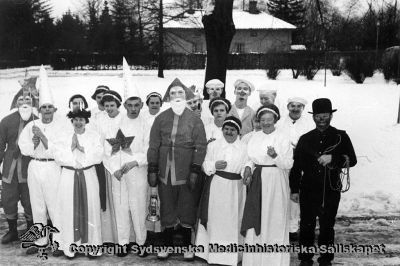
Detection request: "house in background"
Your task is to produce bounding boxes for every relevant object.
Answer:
[163,2,296,54]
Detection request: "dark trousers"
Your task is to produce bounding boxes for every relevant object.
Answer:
[2,171,32,221]
[158,179,198,229]
[298,188,340,263]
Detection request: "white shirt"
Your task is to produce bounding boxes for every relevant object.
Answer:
[205,122,223,143]
[203,137,248,176]
[19,118,63,159]
[246,130,293,170]
[103,114,150,175]
[276,114,313,148]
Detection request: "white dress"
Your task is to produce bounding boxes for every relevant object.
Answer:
[53,129,104,257]
[97,112,123,243]
[242,130,293,266]
[104,114,150,246]
[276,114,314,233]
[195,138,248,266]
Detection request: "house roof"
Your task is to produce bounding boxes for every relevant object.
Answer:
[164,10,296,30]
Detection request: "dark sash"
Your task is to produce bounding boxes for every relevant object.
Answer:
[198,170,242,230]
[240,164,276,237]
[95,163,106,211]
[63,165,93,244]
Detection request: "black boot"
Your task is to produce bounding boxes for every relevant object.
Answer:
[157,227,174,260]
[182,227,194,261]
[1,219,19,244]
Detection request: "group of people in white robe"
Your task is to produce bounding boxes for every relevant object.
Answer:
[7,66,318,266]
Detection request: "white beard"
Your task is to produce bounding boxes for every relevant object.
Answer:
[170,100,186,116]
[18,105,32,121]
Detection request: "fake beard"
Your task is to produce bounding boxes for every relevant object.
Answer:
[170,99,186,115]
[18,104,33,121]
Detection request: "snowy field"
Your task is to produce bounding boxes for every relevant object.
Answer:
[0,68,399,217]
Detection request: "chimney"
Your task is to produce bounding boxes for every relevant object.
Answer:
[249,0,259,14]
[187,0,195,14]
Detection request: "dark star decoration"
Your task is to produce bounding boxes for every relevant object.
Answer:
[106,129,134,155]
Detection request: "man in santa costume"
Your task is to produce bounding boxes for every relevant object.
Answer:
[0,80,37,244]
[18,66,62,254]
[147,78,207,260]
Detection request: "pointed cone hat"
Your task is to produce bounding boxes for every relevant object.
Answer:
[38,65,54,107]
[163,78,194,102]
[123,57,141,101]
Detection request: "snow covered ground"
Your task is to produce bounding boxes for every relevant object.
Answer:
[0,68,399,217]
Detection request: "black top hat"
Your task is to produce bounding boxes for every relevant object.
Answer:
[308,98,337,114]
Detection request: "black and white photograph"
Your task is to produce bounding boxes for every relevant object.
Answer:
[0,0,399,265]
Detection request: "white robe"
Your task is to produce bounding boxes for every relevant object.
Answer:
[97,111,123,243]
[141,108,160,127]
[18,119,62,245]
[201,100,214,127]
[276,114,314,233]
[90,106,108,133]
[195,138,248,266]
[205,122,223,143]
[104,114,150,245]
[243,130,293,266]
[53,129,103,257]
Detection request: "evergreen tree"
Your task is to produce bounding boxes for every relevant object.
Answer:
[111,0,130,53]
[97,1,115,53]
[0,0,54,59]
[267,0,305,28]
[267,0,306,44]
[54,11,87,52]
[86,0,101,52]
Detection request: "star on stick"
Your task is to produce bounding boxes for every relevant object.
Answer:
[106,129,134,155]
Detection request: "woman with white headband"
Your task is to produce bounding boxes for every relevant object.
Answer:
[205,97,232,143]
[241,104,293,266]
[196,116,248,266]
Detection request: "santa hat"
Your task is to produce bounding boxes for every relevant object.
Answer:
[287,97,307,106]
[162,78,194,102]
[122,57,141,101]
[187,85,203,101]
[257,83,277,96]
[234,79,255,92]
[205,79,224,89]
[38,65,54,107]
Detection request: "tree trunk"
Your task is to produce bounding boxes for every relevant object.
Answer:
[158,0,164,78]
[202,0,235,99]
[137,0,144,50]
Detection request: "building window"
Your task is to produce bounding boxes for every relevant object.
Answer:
[235,43,245,53]
[250,31,257,37]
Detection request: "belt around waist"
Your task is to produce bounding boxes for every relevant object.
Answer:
[32,158,55,162]
[62,165,94,171]
[255,164,277,168]
[215,171,242,180]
